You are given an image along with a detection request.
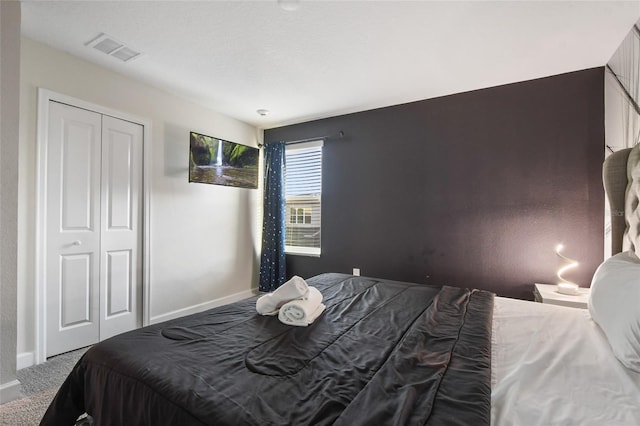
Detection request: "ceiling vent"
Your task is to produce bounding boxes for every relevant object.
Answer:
[86,33,142,63]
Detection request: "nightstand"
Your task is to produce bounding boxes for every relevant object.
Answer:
[533,283,590,309]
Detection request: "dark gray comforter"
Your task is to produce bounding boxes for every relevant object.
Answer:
[41,273,494,426]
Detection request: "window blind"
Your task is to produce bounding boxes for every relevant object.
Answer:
[285,141,322,256]
[285,147,322,196]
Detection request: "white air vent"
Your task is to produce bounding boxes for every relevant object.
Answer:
[86,33,142,63]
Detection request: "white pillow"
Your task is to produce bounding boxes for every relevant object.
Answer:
[589,251,640,372]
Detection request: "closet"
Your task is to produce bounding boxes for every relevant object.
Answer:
[43,100,143,357]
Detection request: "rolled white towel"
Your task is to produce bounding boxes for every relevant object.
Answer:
[278,286,325,326]
[256,275,310,315]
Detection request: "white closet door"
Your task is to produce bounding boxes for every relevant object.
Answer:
[99,115,142,340]
[45,102,143,357]
[46,102,102,356]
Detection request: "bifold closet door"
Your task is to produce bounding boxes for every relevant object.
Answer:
[45,101,142,357]
[46,102,102,356]
[99,115,142,341]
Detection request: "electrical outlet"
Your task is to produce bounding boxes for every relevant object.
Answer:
[353,268,360,276]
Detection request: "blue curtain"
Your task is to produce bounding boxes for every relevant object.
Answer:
[259,142,287,292]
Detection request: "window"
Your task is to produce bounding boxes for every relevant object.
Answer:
[285,140,322,256]
[289,207,312,224]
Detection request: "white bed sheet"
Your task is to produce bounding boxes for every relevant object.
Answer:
[491,296,640,426]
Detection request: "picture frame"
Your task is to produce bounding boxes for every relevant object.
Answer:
[189,131,259,189]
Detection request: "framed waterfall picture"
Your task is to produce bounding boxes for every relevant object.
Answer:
[189,131,259,189]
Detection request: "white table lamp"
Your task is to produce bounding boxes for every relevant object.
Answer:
[556,244,579,295]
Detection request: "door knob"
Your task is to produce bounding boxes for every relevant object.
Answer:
[72,240,82,246]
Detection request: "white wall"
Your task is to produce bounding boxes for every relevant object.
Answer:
[605,71,640,152]
[18,38,262,360]
[0,1,22,402]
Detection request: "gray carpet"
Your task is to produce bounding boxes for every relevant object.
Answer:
[0,347,91,426]
[0,388,58,426]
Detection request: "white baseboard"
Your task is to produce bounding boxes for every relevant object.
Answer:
[17,352,35,370]
[0,379,22,404]
[149,287,258,325]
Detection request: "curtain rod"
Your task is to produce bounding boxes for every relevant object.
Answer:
[259,130,344,148]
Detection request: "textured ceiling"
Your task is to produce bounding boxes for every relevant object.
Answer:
[21,1,640,128]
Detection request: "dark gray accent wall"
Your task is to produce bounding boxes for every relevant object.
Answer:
[265,68,605,300]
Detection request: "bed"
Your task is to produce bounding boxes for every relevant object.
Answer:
[41,146,640,425]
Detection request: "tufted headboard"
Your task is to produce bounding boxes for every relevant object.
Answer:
[603,144,640,257]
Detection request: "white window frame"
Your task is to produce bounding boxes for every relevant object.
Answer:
[285,140,323,257]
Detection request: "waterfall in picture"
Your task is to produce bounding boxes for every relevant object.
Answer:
[189,131,259,188]
[216,139,223,166]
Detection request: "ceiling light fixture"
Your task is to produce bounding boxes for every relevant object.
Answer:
[257,109,270,116]
[86,33,143,63]
[278,0,300,12]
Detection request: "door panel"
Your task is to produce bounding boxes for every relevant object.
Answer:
[59,253,93,327]
[105,133,133,229]
[105,250,132,317]
[99,115,142,340]
[46,102,102,357]
[60,122,96,231]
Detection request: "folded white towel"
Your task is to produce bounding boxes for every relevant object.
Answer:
[278,286,325,326]
[256,275,310,315]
